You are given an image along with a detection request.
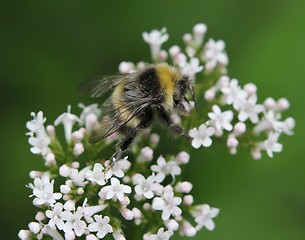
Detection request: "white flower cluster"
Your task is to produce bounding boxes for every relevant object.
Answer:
[20,23,294,239]
[190,76,295,159]
[20,105,218,239]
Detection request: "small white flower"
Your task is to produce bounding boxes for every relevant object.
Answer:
[54,105,81,142]
[69,167,89,187]
[143,28,169,61]
[221,79,247,110]
[99,178,131,202]
[26,111,47,137]
[179,221,197,237]
[133,174,161,199]
[254,110,283,134]
[28,136,51,156]
[189,124,215,149]
[28,175,62,207]
[152,186,182,221]
[62,207,86,237]
[261,132,283,158]
[238,96,264,124]
[208,105,233,133]
[105,157,131,180]
[81,198,107,222]
[88,215,113,239]
[151,156,181,183]
[18,229,31,240]
[146,227,173,240]
[202,39,228,72]
[45,202,65,230]
[179,57,203,80]
[86,163,106,186]
[191,204,220,231]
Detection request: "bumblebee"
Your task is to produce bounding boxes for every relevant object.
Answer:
[79,63,195,166]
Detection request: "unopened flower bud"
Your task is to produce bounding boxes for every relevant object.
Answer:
[77,187,84,195]
[167,219,179,231]
[59,164,71,177]
[244,83,257,96]
[121,208,134,220]
[183,33,193,44]
[29,171,43,179]
[85,113,98,132]
[183,195,194,206]
[113,233,126,240]
[73,143,84,156]
[175,181,193,193]
[65,231,76,240]
[28,222,41,234]
[119,61,135,74]
[227,136,239,148]
[175,151,190,164]
[264,97,276,110]
[234,122,246,136]
[277,98,290,111]
[18,230,31,240]
[150,133,160,146]
[132,207,142,219]
[71,161,80,169]
[140,146,153,161]
[64,200,75,211]
[251,148,262,160]
[46,125,56,137]
[72,130,84,143]
[169,45,181,57]
[204,89,216,101]
[60,184,71,194]
[35,212,45,222]
[45,153,56,165]
[86,234,98,240]
[159,50,168,61]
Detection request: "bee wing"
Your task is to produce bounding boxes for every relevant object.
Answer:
[89,93,156,143]
[78,73,137,98]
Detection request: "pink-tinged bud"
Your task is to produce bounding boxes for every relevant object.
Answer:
[45,153,56,165]
[29,171,42,179]
[35,212,45,222]
[227,136,239,148]
[86,234,98,240]
[73,143,84,156]
[159,50,168,61]
[60,184,71,194]
[183,195,194,206]
[118,61,135,74]
[59,164,71,177]
[28,222,41,234]
[180,221,197,237]
[264,97,276,110]
[120,196,130,206]
[234,122,246,136]
[244,83,257,95]
[175,53,187,64]
[72,130,84,143]
[63,194,70,201]
[251,148,262,160]
[175,151,190,164]
[113,233,126,240]
[204,89,216,101]
[46,125,56,137]
[183,33,193,44]
[121,208,134,220]
[193,23,207,36]
[63,200,75,211]
[176,181,193,193]
[132,207,142,219]
[167,219,179,231]
[140,146,153,161]
[218,75,230,88]
[77,187,84,195]
[186,46,196,57]
[277,98,290,111]
[18,230,31,240]
[170,113,181,124]
[143,203,151,210]
[150,133,160,146]
[169,45,181,57]
[71,161,80,169]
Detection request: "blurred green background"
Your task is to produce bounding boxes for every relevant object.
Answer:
[1,0,304,239]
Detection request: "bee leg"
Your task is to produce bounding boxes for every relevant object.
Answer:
[109,127,140,167]
[158,108,191,141]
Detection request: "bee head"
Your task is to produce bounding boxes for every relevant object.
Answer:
[173,76,196,112]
